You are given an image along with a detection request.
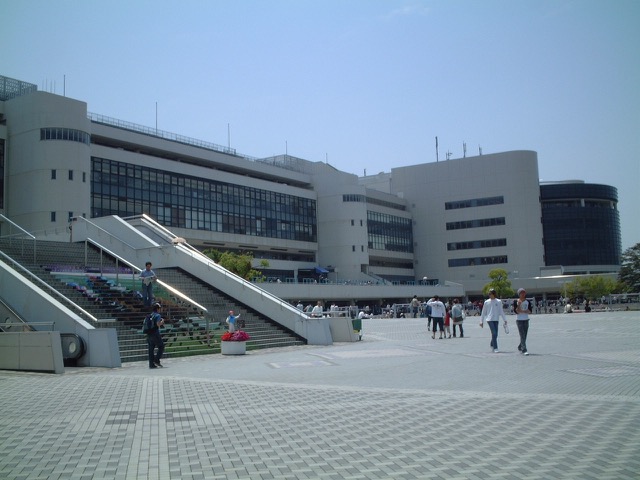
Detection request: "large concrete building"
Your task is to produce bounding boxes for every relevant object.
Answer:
[0,74,621,302]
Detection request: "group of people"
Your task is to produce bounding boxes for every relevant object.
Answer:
[425,288,532,355]
[141,259,247,369]
[423,296,466,339]
[141,258,532,369]
[139,262,165,369]
[478,288,531,355]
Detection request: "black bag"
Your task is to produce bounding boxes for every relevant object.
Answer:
[142,314,155,334]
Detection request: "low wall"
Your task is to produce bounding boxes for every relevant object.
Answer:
[0,262,122,368]
[328,317,360,342]
[0,332,65,374]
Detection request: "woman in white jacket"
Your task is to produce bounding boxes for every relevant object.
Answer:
[480,289,508,353]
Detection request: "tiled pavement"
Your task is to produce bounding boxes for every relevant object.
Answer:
[1,312,639,479]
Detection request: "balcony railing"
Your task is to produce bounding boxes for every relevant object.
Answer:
[88,112,237,156]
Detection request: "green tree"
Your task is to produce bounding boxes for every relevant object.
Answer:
[619,243,640,292]
[203,248,222,263]
[483,268,515,298]
[563,275,618,300]
[202,249,268,281]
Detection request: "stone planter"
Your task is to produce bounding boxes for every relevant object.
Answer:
[221,341,246,355]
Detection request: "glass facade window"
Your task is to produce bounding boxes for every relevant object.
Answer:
[343,194,406,211]
[448,255,508,267]
[90,158,317,242]
[447,238,507,251]
[369,258,414,269]
[367,211,413,253]
[540,183,621,266]
[445,196,504,210]
[446,217,505,230]
[40,127,90,145]
[343,194,365,203]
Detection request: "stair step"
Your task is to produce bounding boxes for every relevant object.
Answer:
[0,239,308,363]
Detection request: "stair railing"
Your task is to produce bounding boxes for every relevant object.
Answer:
[0,213,36,264]
[0,249,98,323]
[85,238,208,314]
[132,214,304,319]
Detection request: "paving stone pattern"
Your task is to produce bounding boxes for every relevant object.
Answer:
[1,312,639,479]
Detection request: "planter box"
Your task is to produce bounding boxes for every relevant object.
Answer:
[221,341,246,355]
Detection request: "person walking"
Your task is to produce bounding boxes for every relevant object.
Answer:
[444,302,452,338]
[515,288,531,355]
[146,303,165,369]
[451,298,465,337]
[480,288,508,353]
[427,296,447,339]
[411,295,420,318]
[139,261,157,307]
[226,310,241,332]
[311,301,324,318]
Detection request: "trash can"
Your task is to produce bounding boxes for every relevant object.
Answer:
[352,318,362,340]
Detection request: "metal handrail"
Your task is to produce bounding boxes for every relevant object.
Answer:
[131,214,304,317]
[85,238,208,313]
[73,216,140,251]
[173,242,306,318]
[88,112,237,156]
[0,250,98,323]
[0,213,37,264]
[109,214,304,319]
[1,321,56,332]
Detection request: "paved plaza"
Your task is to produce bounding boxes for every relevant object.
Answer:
[1,311,639,480]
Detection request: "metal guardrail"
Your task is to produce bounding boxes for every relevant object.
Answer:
[85,237,208,314]
[131,214,306,320]
[0,213,37,264]
[0,249,98,323]
[1,321,55,332]
[88,112,237,156]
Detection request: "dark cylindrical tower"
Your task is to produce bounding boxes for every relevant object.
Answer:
[540,181,621,267]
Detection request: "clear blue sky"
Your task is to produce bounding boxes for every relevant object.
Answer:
[3,0,639,250]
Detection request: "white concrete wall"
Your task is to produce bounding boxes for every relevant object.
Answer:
[4,91,91,232]
[388,151,545,288]
[0,261,121,367]
[0,331,65,373]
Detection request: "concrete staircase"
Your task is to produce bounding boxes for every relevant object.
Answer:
[156,267,306,350]
[0,239,305,363]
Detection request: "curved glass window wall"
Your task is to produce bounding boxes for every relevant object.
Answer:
[541,183,620,266]
[40,127,90,145]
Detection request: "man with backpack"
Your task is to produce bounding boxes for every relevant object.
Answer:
[144,302,165,368]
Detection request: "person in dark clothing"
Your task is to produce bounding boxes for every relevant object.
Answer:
[146,303,165,368]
